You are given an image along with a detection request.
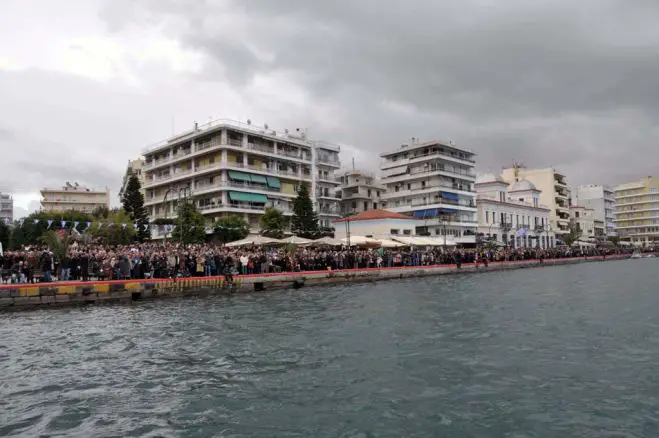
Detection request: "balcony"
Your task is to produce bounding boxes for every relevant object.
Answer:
[381,149,476,170]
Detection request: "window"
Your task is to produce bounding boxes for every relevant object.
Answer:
[351,201,357,209]
[390,229,400,235]
[363,201,368,211]
[486,211,490,223]
[367,189,372,197]
[403,229,412,235]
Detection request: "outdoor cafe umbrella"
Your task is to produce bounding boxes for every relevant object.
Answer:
[225,235,284,247]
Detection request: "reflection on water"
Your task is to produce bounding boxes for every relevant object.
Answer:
[1,259,659,437]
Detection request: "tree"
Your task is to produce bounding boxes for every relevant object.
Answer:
[121,173,150,242]
[260,207,285,239]
[10,210,95,248]
[0,220,10,251]
[562,219,582,247]
[291,183,319,238]
[89,208,136,245]
[214,216,249,243]
[40,230,71,266]
[171,200,207,244]
[607,235,620,247]
[92,205,110,220]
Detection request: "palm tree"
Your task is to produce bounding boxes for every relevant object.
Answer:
[40,230,71,267]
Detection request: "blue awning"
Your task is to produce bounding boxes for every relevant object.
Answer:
[413,208,439,219]
[440,191,460,202]
[266,176,281,189]
[249,174,268,184]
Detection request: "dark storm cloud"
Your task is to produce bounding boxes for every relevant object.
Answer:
[98,0,659,185]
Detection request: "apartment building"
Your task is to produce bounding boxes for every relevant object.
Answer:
[614,176,659,245]
[0,192,13,224]
[142,119,341,236]
[574,184,616,236]
[40,182,110,213]
[476,173,554,248]
[118,159,146,201]
[569,205,598,242]
[501,166,570,236]
[335,169,385,215]
[378,138,477,242]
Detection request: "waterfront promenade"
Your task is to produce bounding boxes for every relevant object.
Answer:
[0,253,640,311]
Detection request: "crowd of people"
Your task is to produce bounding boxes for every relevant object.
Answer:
[0,241,652,284]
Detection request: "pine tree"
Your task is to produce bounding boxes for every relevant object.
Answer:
[260,207,285,239]
[291,183,319,238]
[172,200,207,244]
[121,173,150,242]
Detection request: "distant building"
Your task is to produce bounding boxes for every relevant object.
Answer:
[569,205,598,242]
[476,172,555,248]
[335,169,385,215]
[614,176,659,245]
[378,138,477,243]
[40,182,110,213]
[118,159,145,201]
[141,119,341,237]
[575,184,616,236]
[333,209,420,240]
[501,166,570,236]
[0,192,13,224]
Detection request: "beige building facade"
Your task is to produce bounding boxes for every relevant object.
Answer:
[118,158,145,201]
[501,166,570,236]
[336,169,385,215]
[614,176,659,245]
[40,183,110,213]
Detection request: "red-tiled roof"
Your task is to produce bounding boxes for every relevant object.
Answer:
[334,209,419,223]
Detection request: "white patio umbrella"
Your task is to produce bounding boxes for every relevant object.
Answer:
[376,238,405,248]
[341,236,381,247]
[225,235,285,247]
[311,236,344,247]
[281,235,313,245]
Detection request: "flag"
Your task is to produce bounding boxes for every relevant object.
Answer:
[133,222,138,230]
[73,221,79,230]
[33,219,39,225]
[47,220,53,229]
[143,224,149,232]
[98,222,104,229]
[121,224,127,229]
[84,222,91,231]
[60,220,66,228]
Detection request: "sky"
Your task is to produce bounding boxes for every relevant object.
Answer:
[2,0,659,218]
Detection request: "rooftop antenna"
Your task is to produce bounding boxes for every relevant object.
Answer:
[513,160,522,182]
[352,157,355,170]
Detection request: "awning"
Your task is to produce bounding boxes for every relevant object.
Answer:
[266,176,281,189]
[440,191,460,202]
[249,174,268,184]
[229,191,268,203]
[228,171,251,183]
[413,208,439,219]
[381,165,409,178]
[438,208,458,214]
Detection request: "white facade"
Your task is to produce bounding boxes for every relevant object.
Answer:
[569,205,598,242]
[0,192,13,224]
[119,159,146,201]
[574,184,616,236]
[142,119,341,237]
[476,173,555,248]
[336,169,385,215]
[378,139,477,242]
[40,183,110,213]
[501,166,570,235]
[333,217,420,240]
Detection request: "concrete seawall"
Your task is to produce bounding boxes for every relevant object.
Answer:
[0,254,638,311]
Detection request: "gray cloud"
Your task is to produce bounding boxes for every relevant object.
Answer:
[95,0,659,187]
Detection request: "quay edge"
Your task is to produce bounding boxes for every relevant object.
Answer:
[0,254,641,312]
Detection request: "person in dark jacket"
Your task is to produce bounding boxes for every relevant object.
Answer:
[118,256,131,280]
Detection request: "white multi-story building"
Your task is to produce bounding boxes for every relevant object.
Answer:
[574,184,616,237]
[0,192,13,224]
[501,166,570,236]
[335,169,385,215]
[142,119,341,236]
[476,173,555,248]
[378,139,477,242]
[118,159,146,201]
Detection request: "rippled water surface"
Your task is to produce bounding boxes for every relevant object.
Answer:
[2,259,659,437]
